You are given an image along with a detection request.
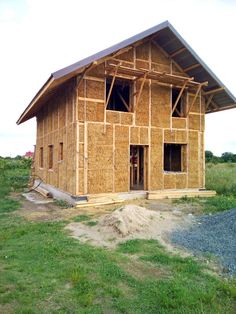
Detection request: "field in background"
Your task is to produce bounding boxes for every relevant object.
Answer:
[0,159,236,312]
[206,163,236,196]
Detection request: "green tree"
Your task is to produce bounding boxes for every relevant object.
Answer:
[221,152,235,163]
[205,150,214,163]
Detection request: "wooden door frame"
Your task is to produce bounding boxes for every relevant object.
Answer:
[130,145,148,191]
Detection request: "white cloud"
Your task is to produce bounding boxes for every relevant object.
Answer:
[0,0,235,156]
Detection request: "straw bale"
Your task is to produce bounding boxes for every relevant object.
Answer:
[87,63,105,78]
[77,79,85,96]
[106,110,120,124]
[120,112,133,125]
[130,127,140,144]
[135,82,149,126]
[86,80,104,100]
[78,169,84,194]
[151,62,170,73]
[200,114,205,132]
[136,43,149,60]
[139,127,149,144]
[164,129,187,143]
[164,129,176,142]
[189,95,200,113]
[77,100,85,121]
[151,84,170,128]
[52,102,59,131]
[136,60,149,70]
[79,144,84,168]
[88,169,113,194]
[86,102,104,122]
[172,117,186,129]
[79,124,84,142]
[151,43,170,65]
[189,114,200,130]
[150,128,163,190]
[164,173,176,189]
[59,99,66,128]
[114,126,129,192]
[176,173,187,189]
[117,49,134,62]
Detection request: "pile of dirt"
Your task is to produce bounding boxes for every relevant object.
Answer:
[66,204,192,248]
[100,204,157,236]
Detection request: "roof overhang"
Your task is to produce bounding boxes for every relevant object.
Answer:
[17,20,236,124]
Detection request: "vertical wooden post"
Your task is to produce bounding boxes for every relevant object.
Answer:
[137,146,140,186]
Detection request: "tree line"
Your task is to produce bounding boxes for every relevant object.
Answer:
[205,151,236,163]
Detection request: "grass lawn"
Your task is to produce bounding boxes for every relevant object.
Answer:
[0,161,236,313]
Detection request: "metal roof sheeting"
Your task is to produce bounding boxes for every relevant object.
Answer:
[17,21,236,124]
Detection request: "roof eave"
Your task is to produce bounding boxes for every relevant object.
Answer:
[16,75,54,125]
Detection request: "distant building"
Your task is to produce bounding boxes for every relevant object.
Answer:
[24,151,34,159]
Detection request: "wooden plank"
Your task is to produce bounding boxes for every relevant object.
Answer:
[170,47,186,57]
[78,97,104,103]
[137,146,140,186]
[183,63,201,72]
[203,87,224,96]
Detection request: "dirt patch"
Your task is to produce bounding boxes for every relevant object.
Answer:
[66,204,194,249]
[119,257,168,280]
[15,191,120,222]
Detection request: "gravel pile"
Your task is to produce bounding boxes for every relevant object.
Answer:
[170,208,236,275]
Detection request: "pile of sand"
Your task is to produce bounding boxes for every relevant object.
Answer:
[66,204,192,248]
[100,204,157,236]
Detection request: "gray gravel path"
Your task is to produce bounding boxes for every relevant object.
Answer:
[170,208,236,275]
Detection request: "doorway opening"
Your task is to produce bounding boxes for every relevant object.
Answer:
[130,145,148,190]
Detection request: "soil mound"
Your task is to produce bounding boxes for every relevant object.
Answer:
[100,204,156,236]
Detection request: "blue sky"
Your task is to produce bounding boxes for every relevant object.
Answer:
[0,0,236,157]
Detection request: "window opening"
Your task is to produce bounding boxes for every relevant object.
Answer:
[59,142,63,161]
[164,143,186,172]
[106,77,132,112]
[40,147,43,168]
[48,145,53,169]
[172,88,186,117]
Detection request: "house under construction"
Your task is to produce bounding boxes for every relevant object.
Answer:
[17,21,236,203]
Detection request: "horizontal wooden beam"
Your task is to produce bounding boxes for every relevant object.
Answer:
[106,62,208,88]
[203,87,225,96]
[183,63,201,72]
[206,103,236,113]
[170,47,187,58]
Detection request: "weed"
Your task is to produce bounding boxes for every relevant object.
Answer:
[54,199,72,208]
[73,214,91,222]
[85,220,98,226]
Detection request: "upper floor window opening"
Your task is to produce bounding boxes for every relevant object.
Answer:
[172,87,187,117]
[106,77,133,112]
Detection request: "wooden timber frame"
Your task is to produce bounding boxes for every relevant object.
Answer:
[30,34,211,197]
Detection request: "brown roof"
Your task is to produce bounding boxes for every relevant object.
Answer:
[17,21,236,124]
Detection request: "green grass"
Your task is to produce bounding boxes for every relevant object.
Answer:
[54,199,72,208]
[173,163,236,214]
[0,160,236,312]
[206,163,236,196]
